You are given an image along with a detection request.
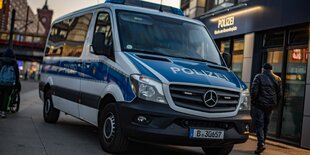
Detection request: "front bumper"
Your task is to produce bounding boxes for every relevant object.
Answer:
[119,99,251,147]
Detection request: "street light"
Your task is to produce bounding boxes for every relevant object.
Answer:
[0,0,3,10]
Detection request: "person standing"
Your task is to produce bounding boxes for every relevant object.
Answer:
[250,63,282,154]
[0,48,20,118]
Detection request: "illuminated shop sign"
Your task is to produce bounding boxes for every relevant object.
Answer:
[214,16,237,35]
[291,48,309,61]
[292,49,302,61]
[210,6,263,35]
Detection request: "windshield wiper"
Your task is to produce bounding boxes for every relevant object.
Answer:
[126,48,221,66]
[173,56,220,65]
[125,48,173,57]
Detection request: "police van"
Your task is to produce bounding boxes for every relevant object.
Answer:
[39,0,251,154]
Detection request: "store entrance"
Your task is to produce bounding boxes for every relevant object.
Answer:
[264,47,308,143]
[281,47,308,142]
[261,26,309,144]
[263,48,283,137]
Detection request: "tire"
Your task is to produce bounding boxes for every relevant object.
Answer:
[10,93,20,113]
[43,90,60,123]
[202,144,234,155]
[98,103,129,153]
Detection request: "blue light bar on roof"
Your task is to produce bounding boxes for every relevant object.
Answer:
[105,0,184,16]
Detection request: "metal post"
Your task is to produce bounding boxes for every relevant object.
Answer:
[8,9,15,49]
[25,6,29,34]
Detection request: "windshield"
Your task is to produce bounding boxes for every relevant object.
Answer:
[116,10,223,65]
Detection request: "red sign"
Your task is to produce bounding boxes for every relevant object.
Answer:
[292,49,302,61]
[305,48,309,61]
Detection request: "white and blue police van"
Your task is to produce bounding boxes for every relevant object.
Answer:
[39,0,251,154]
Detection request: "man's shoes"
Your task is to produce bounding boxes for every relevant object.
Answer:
[1,111,6,118]
[254,146,266,154]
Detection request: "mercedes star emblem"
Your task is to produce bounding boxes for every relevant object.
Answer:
[203,90,218,108]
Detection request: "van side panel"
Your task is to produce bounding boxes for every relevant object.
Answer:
[77,60,135,125]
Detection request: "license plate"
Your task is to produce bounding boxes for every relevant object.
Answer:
[189,128,224,139]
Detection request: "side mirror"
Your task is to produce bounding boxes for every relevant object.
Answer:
[92,32,106,55]
[222,52,232,68]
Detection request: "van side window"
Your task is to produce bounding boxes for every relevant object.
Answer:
[94,12,114,59]
[45,14,92,57]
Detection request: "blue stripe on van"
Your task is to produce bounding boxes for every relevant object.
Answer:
[41,60,135,102]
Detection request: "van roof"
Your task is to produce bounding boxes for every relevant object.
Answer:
[53,2,204,26]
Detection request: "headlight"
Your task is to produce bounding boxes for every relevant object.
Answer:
[239,89,251,111]
[130,74,167,104]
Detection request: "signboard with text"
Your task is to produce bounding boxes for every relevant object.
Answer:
[199,0,310,39]
[214,16,238,35]
[292,49,302,61]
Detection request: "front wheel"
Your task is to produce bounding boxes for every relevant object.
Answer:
[202,144,234,155]
[98,103,129,153]
[10,93,20,113]
[43,90,60,123]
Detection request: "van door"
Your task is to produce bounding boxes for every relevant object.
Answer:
[79,10,114,125]
[53,14,93,117]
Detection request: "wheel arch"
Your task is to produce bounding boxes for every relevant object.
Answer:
[97,94,116,125]
[97,82,125,125]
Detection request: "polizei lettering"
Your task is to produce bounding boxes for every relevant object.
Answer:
[170,67,229,81]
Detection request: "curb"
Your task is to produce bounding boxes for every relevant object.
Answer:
[249,135,305,150]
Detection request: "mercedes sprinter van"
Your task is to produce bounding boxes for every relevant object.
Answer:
[39,0,251,154]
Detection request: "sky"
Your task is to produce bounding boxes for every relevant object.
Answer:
[27,0,181,21]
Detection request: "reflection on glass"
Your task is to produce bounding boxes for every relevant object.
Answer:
[265,49,283,136]
[281,48,308,142]
[117,11,223,65]
[232,39,244,79]
[220,40,230,55]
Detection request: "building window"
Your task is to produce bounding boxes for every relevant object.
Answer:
[288,27,309,46]
[207,0,236,12]
[217,37,244,79]
[238,0,249,3]
[232,38,244,78]
[263,30,284,48]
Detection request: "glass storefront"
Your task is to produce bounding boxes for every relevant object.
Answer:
[261,26,309,144]
[282,48,308,142]
[264,48,283,136]
[232,38,244,78]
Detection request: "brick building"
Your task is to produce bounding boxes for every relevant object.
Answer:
[0,0,53,35]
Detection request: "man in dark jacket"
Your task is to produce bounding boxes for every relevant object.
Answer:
[0,48,20,118]
[250,63,282,154]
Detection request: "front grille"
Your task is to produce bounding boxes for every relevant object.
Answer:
[169,84,240,113]
[176,119,235,130]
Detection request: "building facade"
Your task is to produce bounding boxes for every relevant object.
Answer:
[0,0,52,35]
[181,0,310,149]
[0,0,53,80]
[37,0,53,35]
